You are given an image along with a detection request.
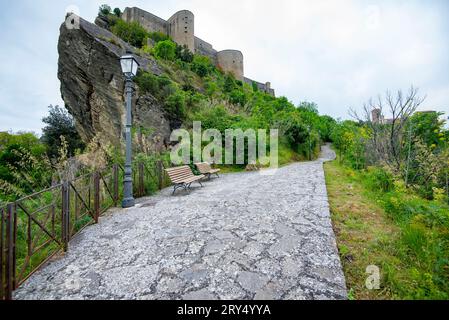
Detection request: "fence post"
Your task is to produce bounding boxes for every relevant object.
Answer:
[113,165,119,206]
[94,172,100,223]
[157,160,163,190]
[61,182,69,252]
[5,204,15,300]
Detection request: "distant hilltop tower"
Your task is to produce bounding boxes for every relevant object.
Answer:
[122,7,274,95]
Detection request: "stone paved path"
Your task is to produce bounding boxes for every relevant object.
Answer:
[14,144,347,300]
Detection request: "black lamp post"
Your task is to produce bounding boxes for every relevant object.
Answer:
[120,52,139,208]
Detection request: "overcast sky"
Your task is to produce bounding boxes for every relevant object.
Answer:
[0,0,448,134]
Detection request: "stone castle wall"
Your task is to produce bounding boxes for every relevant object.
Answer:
[244,78,275,96]
[194,37,218,64]
[122,7,274,95]
[122,7,167,34]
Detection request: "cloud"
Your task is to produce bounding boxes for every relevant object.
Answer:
[0,0,448,133]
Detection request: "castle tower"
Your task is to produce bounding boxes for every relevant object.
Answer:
[217,50,244,81]
[167,10,195,52]
[372,108,382,124]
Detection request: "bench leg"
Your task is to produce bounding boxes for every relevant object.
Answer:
[198,180,203,188]
[215,173,220,178]
[173,184,187,195]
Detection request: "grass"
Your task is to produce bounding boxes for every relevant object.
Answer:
[324,159,400,299]
[324,157,449,300]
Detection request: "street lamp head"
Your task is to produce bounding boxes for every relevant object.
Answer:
[120,53,139,78]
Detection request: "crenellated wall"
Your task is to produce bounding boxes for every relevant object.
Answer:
[122,7,274,95]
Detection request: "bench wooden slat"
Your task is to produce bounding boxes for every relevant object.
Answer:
[165,166,205,194]
[195,162,221,177]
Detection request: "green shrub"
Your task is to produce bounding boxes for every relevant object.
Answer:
[223,75,236,93]
[229,89,247,107]
[148,32,170,43]
[111,20,148,48]
[191,55,213,77]
[252,81,259,92]
[154,40,177,60]
[176,45,194,63]
[165,91,187,120]
[135,72,176,101]
[135,72,159,96]
[364,167,394,193]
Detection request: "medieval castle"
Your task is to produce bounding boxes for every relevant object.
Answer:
[122,7,275,96]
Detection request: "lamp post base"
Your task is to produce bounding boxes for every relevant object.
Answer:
[122,197,135,208]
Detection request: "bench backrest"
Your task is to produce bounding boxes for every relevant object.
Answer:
[165,166,195,183]
[195,162,212,174]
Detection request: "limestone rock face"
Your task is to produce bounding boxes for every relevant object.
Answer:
[58,15,170,152]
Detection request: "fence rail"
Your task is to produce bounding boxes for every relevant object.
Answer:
[0,159,169,300]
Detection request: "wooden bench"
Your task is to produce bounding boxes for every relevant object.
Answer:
[195,162,221,180]
[165,166,205,195]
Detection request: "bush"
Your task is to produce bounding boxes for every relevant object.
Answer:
[223,75,236,93]
[148,32,169,43]
[191,55,213,77]
[364,166,394,193]
[165,91,187,120]
[229,89,247,107]
[111,20,148,48]
[154,40,177,60]
[135,72,159,95]
[176,45,194,63]
[252,81,259,92]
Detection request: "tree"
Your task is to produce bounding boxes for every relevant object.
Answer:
[223,74,236,93]
[41,105,85,160]
[408,111,446,149]
[298,101,319,114]
[350,86,426,174]
[0,132,52,202]
[191,55,212,77]
[113,8,122,17]
[154,40,177,60]
[99,4,112,16]
[176,44,194,63]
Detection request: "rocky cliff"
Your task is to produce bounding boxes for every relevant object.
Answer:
[58,14,171,152]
